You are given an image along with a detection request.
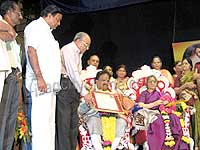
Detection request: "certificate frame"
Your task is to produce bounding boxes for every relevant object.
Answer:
[91,91,124,114]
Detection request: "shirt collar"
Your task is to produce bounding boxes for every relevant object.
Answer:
[72,41,81,54]
[39,17,51,31]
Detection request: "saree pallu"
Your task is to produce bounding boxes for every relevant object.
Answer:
[179,71,200,149]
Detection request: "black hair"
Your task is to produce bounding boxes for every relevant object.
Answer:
[40,5,62,17]
[87,54,99,61]
[116,64,127,71]
[95,70,111,81]
[183,46,195,60]
[0,0,17,16]
[151,55,162,63]
[183,57,193,70]
[173,60,181,68]
[103,65,112,70]
[193,43,200,49]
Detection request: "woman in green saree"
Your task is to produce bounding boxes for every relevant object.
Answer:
[174,57,200,150]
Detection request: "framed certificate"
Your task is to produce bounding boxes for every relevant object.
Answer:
[92,91,124,114]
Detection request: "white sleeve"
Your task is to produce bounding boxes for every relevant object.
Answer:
[24,24,41,51]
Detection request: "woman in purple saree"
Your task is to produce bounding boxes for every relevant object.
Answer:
[138,75,189,150]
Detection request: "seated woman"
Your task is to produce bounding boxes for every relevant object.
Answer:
[138,75,188,150]
[151,56,174,87]
[172,60,182,81]
[174,58,200,150]
[114,64,129,94]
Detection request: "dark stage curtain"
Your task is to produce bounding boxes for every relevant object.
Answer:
[51,1,175,74]
[40,0,200,75]
[40,0,152,14]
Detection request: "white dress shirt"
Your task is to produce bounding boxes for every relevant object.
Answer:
[0,37,10,72]
[61,41,88,96]
[0,17,20,72]
[24,17,61,91]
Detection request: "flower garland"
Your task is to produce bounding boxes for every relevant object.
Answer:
[161,111,175,147]
[101,113,116,150]
[159,94,176,147]
[176,102,191,144]
[14,108,31,144]
[78,125,93,149]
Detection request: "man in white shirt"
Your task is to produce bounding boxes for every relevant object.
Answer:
[56,32,93,150]
[24,5,62,150]
[0,14,16,101]
[80,54,102,91]
[0,1,23,149]
[0,5,20,100]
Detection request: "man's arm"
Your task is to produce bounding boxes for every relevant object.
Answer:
[62,46,94,103]
[27,46,47,92]
[0,21,16,41]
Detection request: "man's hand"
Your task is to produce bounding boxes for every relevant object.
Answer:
[28,46,47,92]
[84,93,94,106]
[7,26,16,39]
[37,76,47,92]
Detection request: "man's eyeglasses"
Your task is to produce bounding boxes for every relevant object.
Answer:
[81,40,90,50]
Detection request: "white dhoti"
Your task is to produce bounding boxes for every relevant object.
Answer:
[31,82,56,150]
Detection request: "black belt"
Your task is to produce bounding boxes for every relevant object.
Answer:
[61,74,69,79]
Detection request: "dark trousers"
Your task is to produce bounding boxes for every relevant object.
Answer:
[56,76,80,150]
[0,70,19,150]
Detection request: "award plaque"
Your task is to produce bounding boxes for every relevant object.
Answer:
[92,91,124,114]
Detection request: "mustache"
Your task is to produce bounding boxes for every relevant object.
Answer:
[103,83,108,86]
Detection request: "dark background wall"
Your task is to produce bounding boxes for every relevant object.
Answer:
[25,0,200,75]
